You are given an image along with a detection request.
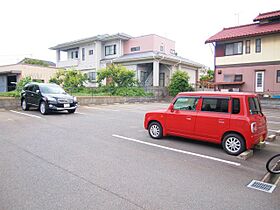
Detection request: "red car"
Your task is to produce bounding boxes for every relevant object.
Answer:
[144,92,267,155]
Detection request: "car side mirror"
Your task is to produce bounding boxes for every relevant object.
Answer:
[170,104,174,112]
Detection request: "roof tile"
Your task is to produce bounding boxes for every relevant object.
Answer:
[205,22,280,43]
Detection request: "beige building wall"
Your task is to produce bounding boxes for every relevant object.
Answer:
[216,34,280,66]
[19,64,58,82]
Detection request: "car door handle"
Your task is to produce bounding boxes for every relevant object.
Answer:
[186,117,192,121]
[218,119,225,124]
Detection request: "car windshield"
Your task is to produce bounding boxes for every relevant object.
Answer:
[39,84,66,94]
[248,97,262,115]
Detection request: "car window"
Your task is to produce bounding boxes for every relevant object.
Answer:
[33,85,39,93]
[232,98,240,114]
[248,97,262,115]
[27,85,34,92]
[201,98,229,113]
[39,84,66,94]
[173,97,198,111]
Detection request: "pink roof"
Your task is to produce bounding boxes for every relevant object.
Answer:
[205,22,280,43]
[254,10,280,21]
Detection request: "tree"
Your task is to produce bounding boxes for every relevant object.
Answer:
[16,76,32,92]
[49,69,87,90]
[168,70,193,96]
[199,69,214,88]
[97,64,137,87]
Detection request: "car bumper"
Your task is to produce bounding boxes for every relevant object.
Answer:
[48,103,78,111]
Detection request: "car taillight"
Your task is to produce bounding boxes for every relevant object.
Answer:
[251,122,257,133]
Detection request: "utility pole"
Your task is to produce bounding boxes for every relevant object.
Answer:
[234,13,240,25]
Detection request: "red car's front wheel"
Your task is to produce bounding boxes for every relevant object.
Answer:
[148,122,163,139]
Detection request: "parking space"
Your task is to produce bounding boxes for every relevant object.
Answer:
[0,102,279,209]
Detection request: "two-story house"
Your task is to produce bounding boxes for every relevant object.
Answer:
[206,10,280,95]
[50,33,204,91]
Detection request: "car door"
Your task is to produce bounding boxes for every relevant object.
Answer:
[32,85,41,107]
[165,97,199,136]
[25,84,34,105]
[194,97,230,142]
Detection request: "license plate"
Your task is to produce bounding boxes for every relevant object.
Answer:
[64,104,70,108]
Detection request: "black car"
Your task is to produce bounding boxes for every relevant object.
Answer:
[21,83,78,115]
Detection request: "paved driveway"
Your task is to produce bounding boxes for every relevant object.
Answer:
[0,103,279,210]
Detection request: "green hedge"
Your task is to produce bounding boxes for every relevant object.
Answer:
[0,91,20,98]
[71,87,152,97]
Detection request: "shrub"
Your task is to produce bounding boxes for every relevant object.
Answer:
[49,69,88,91]
[16,76,32,92]
[0,91,20,97]
[114,87,149,96]
[97,64,137,87]
[168,70,193,96]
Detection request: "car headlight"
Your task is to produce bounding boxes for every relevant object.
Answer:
[47,97,57,103]
[73,96,77,102]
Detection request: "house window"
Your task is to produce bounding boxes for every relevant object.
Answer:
[245,40,250,54]
[82,48,85,61]
[140,71,148,86]
[159,73,165,87]
[160,45,164,52]
[256,38,261,53]
[88,72,96,81]
[89,50,94,55]
[131,46,140,52]
[225,42,243,56]
[105,45,116,56]
[277,70,280,83]
[71,52,74,59]
[75,50,78,59]
[234,74,243,82]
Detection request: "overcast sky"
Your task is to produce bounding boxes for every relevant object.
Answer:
[0,0,279,68]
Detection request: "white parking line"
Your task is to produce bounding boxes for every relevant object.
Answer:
[268,121,280,124]
[9,110,42,119]
[112,134,241,167]
[84,106,120,112]
[75,112,87,115]
[268,129,278,132]
[265,115,280,119]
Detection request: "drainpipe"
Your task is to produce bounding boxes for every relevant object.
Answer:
[212,42,216,91]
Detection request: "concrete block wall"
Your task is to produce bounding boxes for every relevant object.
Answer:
[0,96,159,109]
[0,97,21,109]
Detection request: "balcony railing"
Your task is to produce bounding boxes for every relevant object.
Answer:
[57,59,79,68]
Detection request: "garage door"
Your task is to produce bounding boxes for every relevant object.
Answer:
[0,75,7,92]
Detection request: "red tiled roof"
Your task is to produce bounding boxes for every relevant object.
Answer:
[205,22,280,43]
[254,10,280,21]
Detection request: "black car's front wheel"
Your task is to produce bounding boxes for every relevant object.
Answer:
[21,99,29,111]
[39,101,49,115]
[68,109,76,114]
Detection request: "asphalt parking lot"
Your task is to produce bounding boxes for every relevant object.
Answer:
[0,102,279,210]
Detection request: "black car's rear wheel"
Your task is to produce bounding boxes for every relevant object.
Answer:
[21,99,29,111]
[39,101,49,115]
